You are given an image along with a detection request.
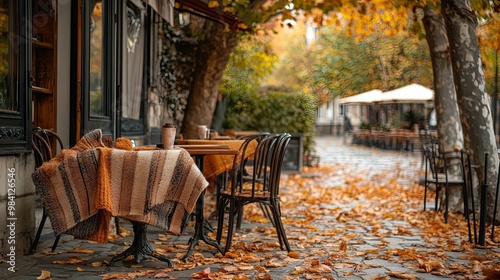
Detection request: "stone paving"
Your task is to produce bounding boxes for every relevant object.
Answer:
[1,136,498,279]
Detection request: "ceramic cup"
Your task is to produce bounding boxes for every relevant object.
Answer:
[197,125,209,139]
[162,123,176,149]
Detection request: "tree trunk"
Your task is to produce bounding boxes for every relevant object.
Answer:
[442,0,499,223]
[181,21,238,139]
[422,6,464,213]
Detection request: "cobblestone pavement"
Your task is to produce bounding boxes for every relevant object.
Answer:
[1,136,498,279]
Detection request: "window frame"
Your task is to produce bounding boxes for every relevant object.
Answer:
[0,0,31,155]
[80,0,116,139]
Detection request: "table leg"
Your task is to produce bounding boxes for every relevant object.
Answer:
[181,190,223,261]
[109,221,172,266]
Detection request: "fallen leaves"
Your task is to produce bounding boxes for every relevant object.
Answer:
[37,270,51,280]
[25,158,500,279]
[388,271,418,279]
[287,250,300,258]
[417,258,445,273]
[52,256,88,265]
[67,248,94,254]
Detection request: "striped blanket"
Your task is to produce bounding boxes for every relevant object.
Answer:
[32,129,208,243]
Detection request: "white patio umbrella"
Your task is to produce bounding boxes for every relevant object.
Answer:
[339,89,384,105]
[374,83,434,104]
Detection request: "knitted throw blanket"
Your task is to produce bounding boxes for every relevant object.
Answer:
[32,129,208,243]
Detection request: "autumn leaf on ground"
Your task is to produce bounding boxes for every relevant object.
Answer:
[91,260,108,267]
[42,251,59,255]
[388,270,418,279]
[339,240,348,252]
[288,250,300,258]
[241,252,260,262]
[192,267,211,279]
[305,263,332,274]
[37,270,51,280]
[67,248,93,254]
[52,256,87,265]
[100,272,132,279]
[482,264,500,279]
[224,251,239,258]
[371,275,390,280]
[418,258,445,273]
[152,271,175,279]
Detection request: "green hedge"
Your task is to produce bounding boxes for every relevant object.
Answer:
[223,90,317,155]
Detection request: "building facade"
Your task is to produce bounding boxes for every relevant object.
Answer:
[0,0,230,256]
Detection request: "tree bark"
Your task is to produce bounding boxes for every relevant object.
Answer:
[181,21,238,139]
[442,0,499,223]
[422,6,464,212]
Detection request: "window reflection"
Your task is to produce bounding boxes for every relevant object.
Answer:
[0,1,17,111]
[89,0,104,116]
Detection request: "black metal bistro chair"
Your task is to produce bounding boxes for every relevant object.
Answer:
[29,128,122,254]
[421,143,467,223]
[29,127,65,254]
[216,133,292,253]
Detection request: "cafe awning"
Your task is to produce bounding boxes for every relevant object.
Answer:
[339,89,383,105]
[174,0,245,30]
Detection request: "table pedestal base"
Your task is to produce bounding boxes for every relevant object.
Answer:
[109,222,172,266]
[181,193,223,261]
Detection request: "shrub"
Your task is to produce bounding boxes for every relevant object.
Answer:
[224,90,317,155]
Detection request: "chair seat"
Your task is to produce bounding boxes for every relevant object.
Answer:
[423,173,464,185]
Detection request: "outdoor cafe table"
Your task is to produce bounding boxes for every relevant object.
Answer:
[31,130,208,266]
[175,145,240,260]
[176,139,258,179]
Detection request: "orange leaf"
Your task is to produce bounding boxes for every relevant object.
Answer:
[37,270,51,280]
[287,250,300,258]
[388,271,418,280]
[339,241,348,252]
[67,248,94,254]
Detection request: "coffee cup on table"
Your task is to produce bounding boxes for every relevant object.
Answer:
[197,125,208,139]
[162,123,176,149]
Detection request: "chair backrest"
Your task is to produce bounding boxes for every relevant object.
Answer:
[268,133,291,197]
[230,133,271,194]
[231,133,291,199]
[442,150,465,180]
[32,127,64,168]
[423,143,440,176]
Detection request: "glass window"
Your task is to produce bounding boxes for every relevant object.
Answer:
[0,0,29,154]
[89,0,104,116]
[0,1,17,111]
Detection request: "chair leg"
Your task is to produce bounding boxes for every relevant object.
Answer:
[469,174,478,244]
[492,167,500,241]
[224,200,238,254]
[445,183,449,223]
[260,203,275,228]
[236,206,244,230]
[51,235,61,252]
[216,197,226,244]
[423,183,428,211]
[115,217,120,235]
[269,200,290,252]
[29,209,48,254]
[463,182,472,243]
[435,185,440,212]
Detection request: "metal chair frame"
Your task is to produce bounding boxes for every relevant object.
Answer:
[30,127,121,254]
[30,127,65,254]
[216,133,291,253]
[422,144,467,223]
